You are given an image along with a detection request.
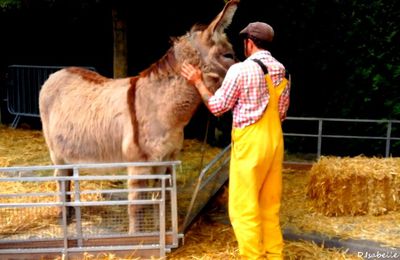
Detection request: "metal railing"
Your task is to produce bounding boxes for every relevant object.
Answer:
[0,161,181,259]
[283,117,400,159]
[5,65,95,128]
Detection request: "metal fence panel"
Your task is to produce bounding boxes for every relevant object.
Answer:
[5,65,95,128]
[0,161,180,259]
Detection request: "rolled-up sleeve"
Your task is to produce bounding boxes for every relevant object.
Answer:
[270,66,290,122]
[278,79,290,121]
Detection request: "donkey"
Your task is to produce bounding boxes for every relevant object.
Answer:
[39,0,239,233]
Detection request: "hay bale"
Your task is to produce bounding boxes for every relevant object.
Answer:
[307,156,400,216]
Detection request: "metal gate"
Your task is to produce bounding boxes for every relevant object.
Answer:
[0,161,181,259]
[5,65,95,128]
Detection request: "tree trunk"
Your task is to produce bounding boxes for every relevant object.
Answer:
[112,6,128,78]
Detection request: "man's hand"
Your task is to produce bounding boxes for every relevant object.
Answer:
[180,62,214,108]
[181,62,203,86]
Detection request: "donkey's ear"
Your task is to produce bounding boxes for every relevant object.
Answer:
[204,0,239,37]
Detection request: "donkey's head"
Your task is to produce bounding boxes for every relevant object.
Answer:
[175,0,239,92]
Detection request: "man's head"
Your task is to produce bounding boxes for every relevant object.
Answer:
[239,22,274,51]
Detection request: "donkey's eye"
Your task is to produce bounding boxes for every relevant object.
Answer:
[223,53,234,59]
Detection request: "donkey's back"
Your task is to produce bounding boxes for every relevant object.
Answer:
[39,67,137,164]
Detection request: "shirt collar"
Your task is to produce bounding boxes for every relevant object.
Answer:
[247,50,271,61]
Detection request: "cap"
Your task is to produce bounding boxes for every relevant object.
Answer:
[239,22,274,42]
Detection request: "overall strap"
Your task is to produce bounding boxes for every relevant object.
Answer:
[252,58,288,97]
[253,58,290,79]
[252,59,278,100]
[252,59,269,75]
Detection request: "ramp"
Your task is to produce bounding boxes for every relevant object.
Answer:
[181,144,231,232]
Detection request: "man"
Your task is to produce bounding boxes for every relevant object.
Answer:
[181,21,290,260]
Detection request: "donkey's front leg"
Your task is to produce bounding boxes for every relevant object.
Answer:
[127,165,152,234]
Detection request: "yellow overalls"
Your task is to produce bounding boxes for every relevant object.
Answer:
[229,72,287,260]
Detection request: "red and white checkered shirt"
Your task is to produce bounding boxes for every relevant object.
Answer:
[208,50,290,128]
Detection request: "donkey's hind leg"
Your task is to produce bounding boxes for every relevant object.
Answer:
[50,151,75,224]
[54,167,75,224]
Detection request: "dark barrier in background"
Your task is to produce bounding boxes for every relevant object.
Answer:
[2,65,400,159]
[5,65,95,128]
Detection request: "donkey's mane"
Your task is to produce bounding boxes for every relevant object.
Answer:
[138,26,208,80]
[190,24,207,32]
[139,47,178,79]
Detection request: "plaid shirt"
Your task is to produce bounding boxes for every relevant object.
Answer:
[208,51,290,128]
